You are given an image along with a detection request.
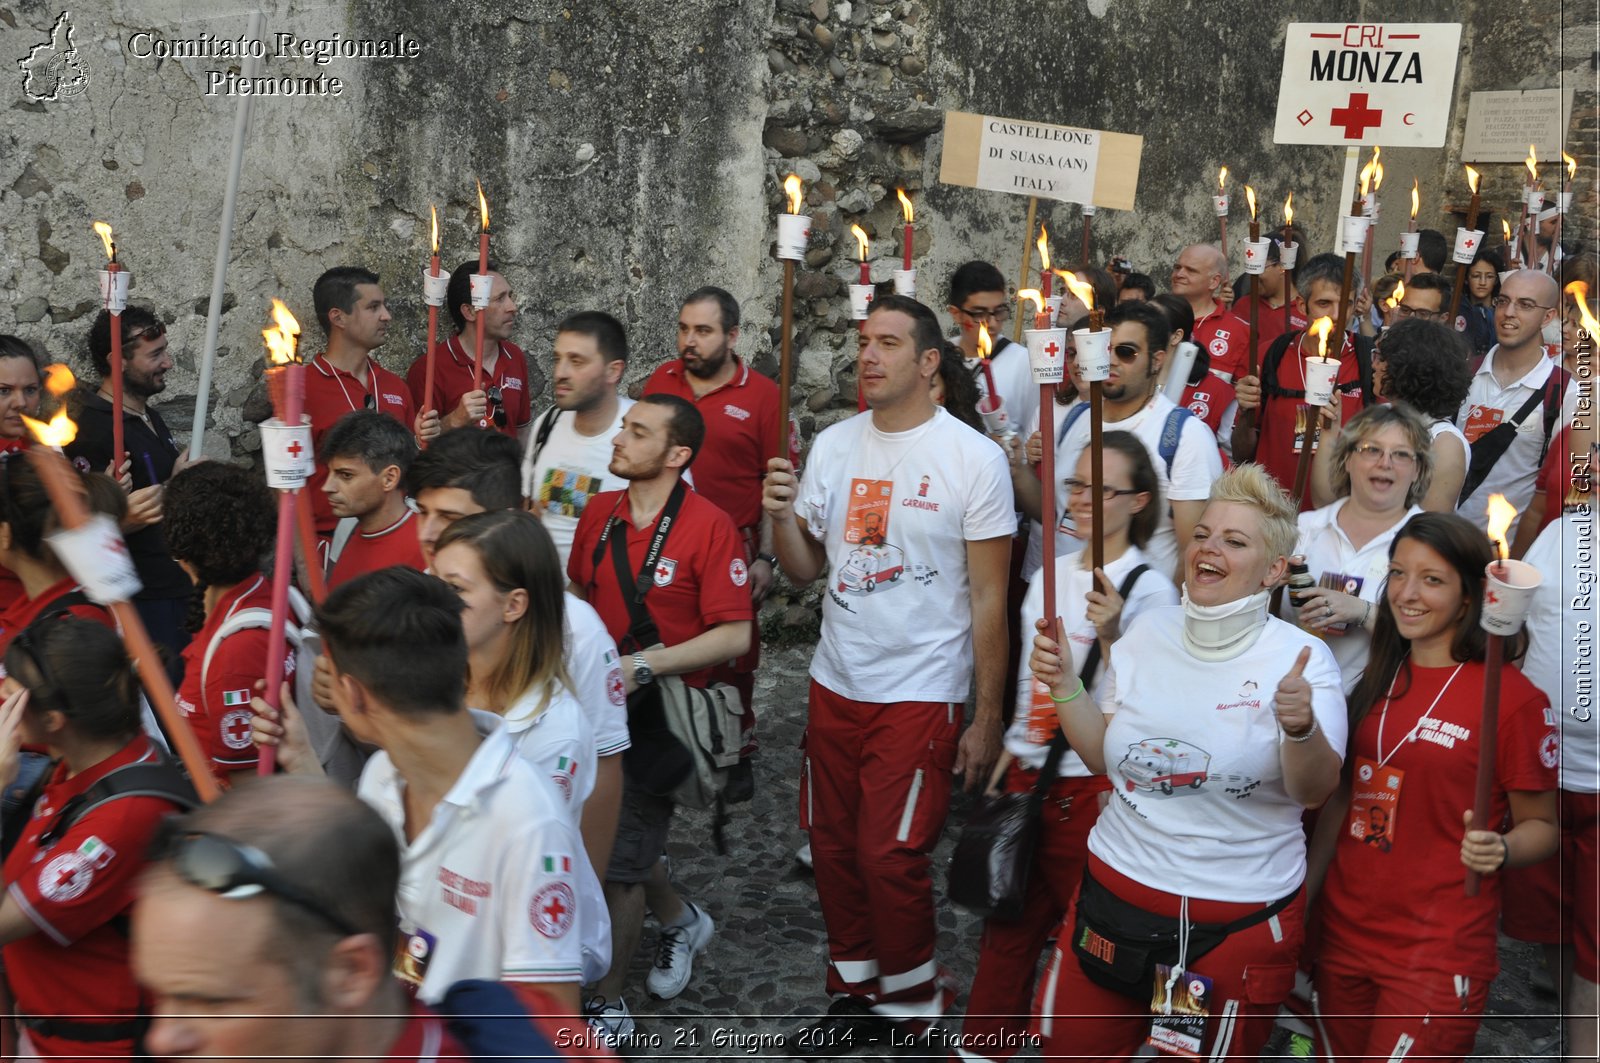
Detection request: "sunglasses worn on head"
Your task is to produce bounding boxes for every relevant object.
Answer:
[151,823,362,937]
[123,325,165,346]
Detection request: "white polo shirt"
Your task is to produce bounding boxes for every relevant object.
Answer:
[358,715,610,1004]
[1521,515,1598,793]
[1456,346,1576,536]
[489,686,596,812]
[1283,498,1422,693]
[564,592,630,757]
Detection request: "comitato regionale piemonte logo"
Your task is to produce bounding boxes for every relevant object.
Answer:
[18,11,90,102]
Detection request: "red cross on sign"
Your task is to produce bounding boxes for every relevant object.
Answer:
[1330,92,1384,139]
[1044,341,1060,357]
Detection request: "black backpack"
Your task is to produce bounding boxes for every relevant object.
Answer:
[1,756,198,862]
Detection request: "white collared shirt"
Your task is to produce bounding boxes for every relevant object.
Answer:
[1456,345,1577,535]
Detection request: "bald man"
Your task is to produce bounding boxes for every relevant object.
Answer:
[1171,244,1250,383]
[1456,269,1577,538]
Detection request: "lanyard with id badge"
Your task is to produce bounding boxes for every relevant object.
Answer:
[1147,897,1214,1058]
[1349,661,1466,852]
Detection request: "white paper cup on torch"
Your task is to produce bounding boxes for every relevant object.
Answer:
[1025,327,1067,385]
[1340,215,1370,254]
[1046,293,1065,321]
[1452,228,1485,265]
[421,268,449,307]
[777,214,811,261]
[1525,189,1546,212]
[1304,356,1339,406]
[1557,191,1573,214]
[46,513,142,605]
[977,394,1012,436]
[1082,204,1096,218]
[1163,341,1199,403]
[260,415,314,490]
[848,283,874,321]
[468,273,493,309]
[1362,193,1378,219]
[1073,327,1111,382]
[1279,242,1299,269]
[893,269,916,297]
[1212,195,1229,218]
[1399,232,1420,260]
[1480,560,1542,635]
[98,270,131,313]
[1243,239,1271,275]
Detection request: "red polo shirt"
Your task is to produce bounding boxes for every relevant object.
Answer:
[175,574,294,779]
[1229,294,1307,376]
[1180,373,1237,438]
[568,487,753,689]
[1255,330,1365,507]
[1194,305,1252,383]
[405,335,533,439]
[329,509,427,589]
[641,357,796,534]
[304,354,416,534]
[2,736,178,1060]
[0,577,115,673]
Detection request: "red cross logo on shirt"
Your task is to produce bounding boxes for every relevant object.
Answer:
[225,713,253,746]
[542,894,567,923]
[1329,92,1384,139]
[56,865,80,888]
[529,882,576,937]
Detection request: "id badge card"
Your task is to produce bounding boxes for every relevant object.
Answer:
[1148,964,1213,1058]
[1025,678,1058,744]
[393,924,438,992]
[1348,756,1403,852]
[845,478,893,545]
[1463,405,1503,443]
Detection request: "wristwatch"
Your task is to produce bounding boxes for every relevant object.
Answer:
[632,652,654,686]
[755,552,779,568]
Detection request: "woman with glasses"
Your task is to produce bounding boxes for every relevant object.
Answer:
[0,618,192,1060]
[961,432,1178,1060]
[1461,248,1504,358]
[1027,465,1346,1062]
[1335,317,1472,513]
[0,339,44,616]
[1306,512,1557,1063]
[1286,404,1432,693]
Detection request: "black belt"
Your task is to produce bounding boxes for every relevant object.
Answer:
[18,1012,149,1043]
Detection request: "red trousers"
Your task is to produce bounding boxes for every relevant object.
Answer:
[801,680,961,1019]
[1313,962,1488,1063]
[961,766,1108,1060]
[1500,789,1600,985]
[1033,856,1305,1063]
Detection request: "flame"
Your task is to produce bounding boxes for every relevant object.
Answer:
[783,174,803,214]
[1485,494,1517,559]
[92,221,115,262]
[1284,192,1293,226]
[1017,288,1045,317]
[1309,316,1333,359]
[263,298,301,367]
[896,188,914,224]
[1466,165,1481,195]
[1567,281,1599,336]
[1371,146,1383,190]
[475,181,489,231]
[21,365,78,447]
[850,223,870,261]
[977,323,992,359]
[1063,271,1096,312]
[1218,166,1227,191]
[1410,178,1419,220]
[1036,225,1051,274]
[1245,185,1257,219]
[1386,280,1405,310]
[1525,146,1538,183]
[1564,153,1577,181]
[430,204,439,254]
[1502,219,1513,243]
[1358,158,1374,197]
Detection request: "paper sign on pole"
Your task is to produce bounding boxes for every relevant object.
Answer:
[1273,23,1462,147]
[938,111,1142,211]
[1462,89,1575,162]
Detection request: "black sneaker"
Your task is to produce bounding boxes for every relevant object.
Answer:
[787,997,892,1059]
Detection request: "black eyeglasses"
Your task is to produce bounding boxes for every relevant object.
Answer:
[959,304,1011,323]
[1393,304,1445,321]
[1492,295,1554,314]
[151,823,362,937]
[1063,478,1142,499]
[1110,343,1145,363]
[486,385,507,428]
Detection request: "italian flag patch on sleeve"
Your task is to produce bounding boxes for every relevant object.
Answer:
[541,854,573,874]
[222,690,251,707]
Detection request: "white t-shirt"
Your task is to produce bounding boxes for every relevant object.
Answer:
[1051,392,1223,581]
[358,717,611,1003]
[1020,397,1084,582]
[1520,514,1598,793]
[564,592,630,757]
[1455,347,1576,535]
[966,336,1040,444]
[1088,609,1348,902]
[522,399,635,569]
[799,407,1016,703]
[1428,418,1469,462]
[491,688,597,811]
[1004,546,1179,774]
[1283,498,1422,694]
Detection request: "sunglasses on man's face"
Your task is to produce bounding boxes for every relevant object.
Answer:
[1110,343,1146,363]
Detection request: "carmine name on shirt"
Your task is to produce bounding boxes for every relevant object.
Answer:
[439,866,491,915]
[902,498,941,512]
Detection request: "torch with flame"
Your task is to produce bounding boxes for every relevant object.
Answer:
[1525,146,1539,187]
[1410,178,1420,222]
[1284,193,1294,228]
[1485,493,1517,569]
[1371,146,1384,191]
[1218,167,1228,194]
[471,182,492,394]
[1063,271,1099,329]
[93,221,117,265]
[1310,316,1334,360]
[784,174,804,215]
[1568,281,1599,337]
[1037,225,1054,300]
[848,223,872,312]
[850,224,870,263]
[896,188,914,272]
[1386,279,1406,312]
[1466,165,1482,196]
[431,204,440,257]
[22,364,79,448]
[1502,219,1513,246]
[476,180,490,236]
[264,299,301,367]
[977,323,992,361]
[1018,288,1046,328]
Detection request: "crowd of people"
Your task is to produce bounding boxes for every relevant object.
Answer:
[0,217,1591,1063]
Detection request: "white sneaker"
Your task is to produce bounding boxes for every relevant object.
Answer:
[584,995,634,1043]
[797,841,813,869]
[646,902,714,999]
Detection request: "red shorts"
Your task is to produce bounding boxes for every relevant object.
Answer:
[1500,790,1600,984]
[1314,960,1489,1063]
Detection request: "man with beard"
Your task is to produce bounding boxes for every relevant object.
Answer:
[408,259,532,442]
[69,306,194,660]
[643,287,793,765]
[521,311,633,571]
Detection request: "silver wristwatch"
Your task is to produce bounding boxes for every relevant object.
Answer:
[632,652,654,686]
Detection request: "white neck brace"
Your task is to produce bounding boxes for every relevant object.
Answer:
[1181,588,1272,661]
